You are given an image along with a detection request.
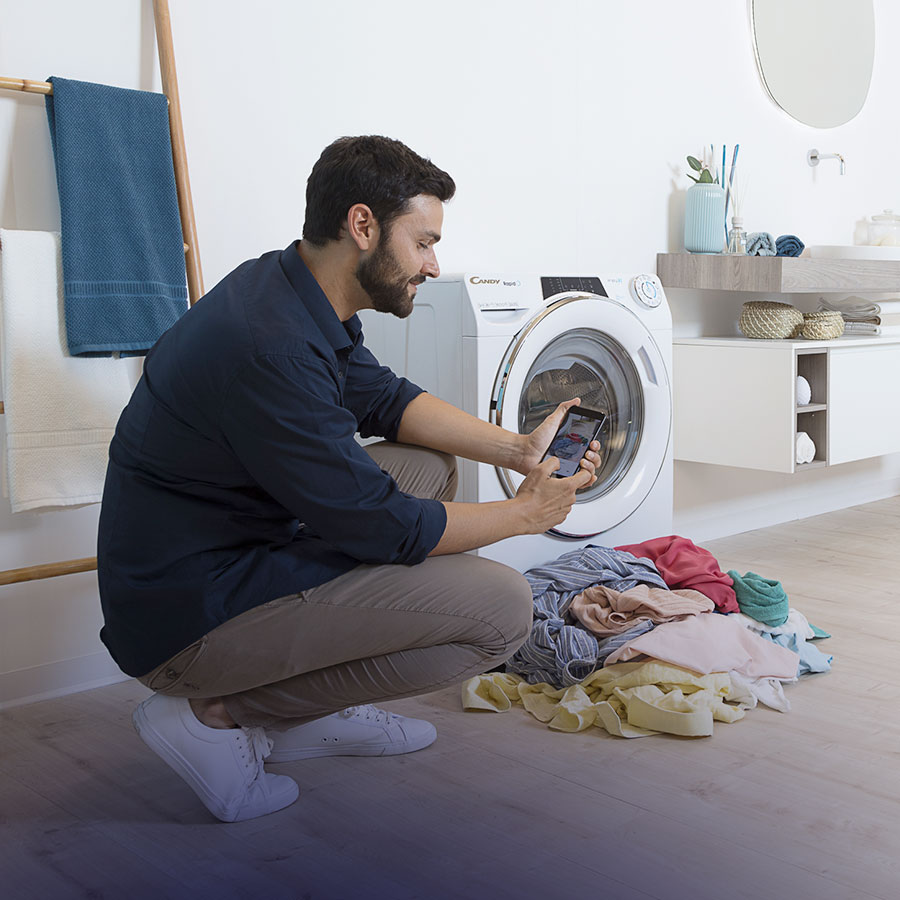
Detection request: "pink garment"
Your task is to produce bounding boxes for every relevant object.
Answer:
[614,535,738,613]
[604,613,800,680]
[570,584,714,636]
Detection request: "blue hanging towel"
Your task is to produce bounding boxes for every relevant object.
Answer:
[45,77,188,356]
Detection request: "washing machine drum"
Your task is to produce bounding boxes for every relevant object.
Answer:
[492,294,671,538]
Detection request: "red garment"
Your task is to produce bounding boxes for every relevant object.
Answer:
[614,535,738,613]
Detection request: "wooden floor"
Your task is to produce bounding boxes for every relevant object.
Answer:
[2,497,899,900]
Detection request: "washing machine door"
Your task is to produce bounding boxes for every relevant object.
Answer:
[491,293,671,538]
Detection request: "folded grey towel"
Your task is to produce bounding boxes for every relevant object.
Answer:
[747,232,777,256]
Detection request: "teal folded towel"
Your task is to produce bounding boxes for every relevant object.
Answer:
[775,234,805,257]
[746,232,777,256]
[727,570,790,627]
[45,77,188,356]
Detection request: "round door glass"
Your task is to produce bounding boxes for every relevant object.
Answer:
[517,328,643,500]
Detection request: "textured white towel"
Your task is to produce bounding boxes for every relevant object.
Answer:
[796,375,811,406]
[0,230,131,512]
[795,431,816,465]
[819,296,900,317]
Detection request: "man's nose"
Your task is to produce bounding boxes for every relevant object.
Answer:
[422,248,440,279]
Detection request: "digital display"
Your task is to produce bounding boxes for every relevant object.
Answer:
[540,276,608,300]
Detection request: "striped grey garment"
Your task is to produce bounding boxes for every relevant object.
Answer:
[508,618,656,687]
[506,545,668,688]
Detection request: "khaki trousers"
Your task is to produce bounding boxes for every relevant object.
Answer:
[138,443,533,729]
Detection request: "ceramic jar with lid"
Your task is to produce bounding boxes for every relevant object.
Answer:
[866,210,900,246]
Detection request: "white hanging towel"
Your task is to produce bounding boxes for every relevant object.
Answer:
[0,230,131,512]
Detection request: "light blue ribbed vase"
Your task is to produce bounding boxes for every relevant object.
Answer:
[684,183,727,254]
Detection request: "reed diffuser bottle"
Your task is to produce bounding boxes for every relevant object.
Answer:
[727,217,747,255]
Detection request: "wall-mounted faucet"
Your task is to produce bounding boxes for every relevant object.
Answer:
[807,149,846,175]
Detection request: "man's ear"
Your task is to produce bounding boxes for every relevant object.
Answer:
[346,204,378,251]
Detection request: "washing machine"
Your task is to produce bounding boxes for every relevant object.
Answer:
[358,273,673,573]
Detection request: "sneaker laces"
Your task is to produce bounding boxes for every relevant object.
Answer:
[237,726,274,782]
[342,704,395,724]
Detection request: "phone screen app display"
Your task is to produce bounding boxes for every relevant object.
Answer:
[547,412,600,477]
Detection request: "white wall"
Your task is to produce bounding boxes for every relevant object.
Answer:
[1,0,898,705]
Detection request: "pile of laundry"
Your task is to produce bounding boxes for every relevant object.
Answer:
[462,536,832,739]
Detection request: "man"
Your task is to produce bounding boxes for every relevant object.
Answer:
[98,135,599,823]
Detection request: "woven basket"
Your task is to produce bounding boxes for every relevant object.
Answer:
[738,301,803,339]
[801,310,845,340]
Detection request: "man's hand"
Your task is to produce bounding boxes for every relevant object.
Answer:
[513,455,594,534]
[515,397,601,482]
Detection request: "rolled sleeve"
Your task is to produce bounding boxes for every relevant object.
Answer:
[220,353,445,565]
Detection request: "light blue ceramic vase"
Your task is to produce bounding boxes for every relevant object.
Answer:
[684,183,727,254]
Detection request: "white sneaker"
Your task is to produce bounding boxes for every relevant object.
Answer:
[132,693,299,823]
[267,704,437,762]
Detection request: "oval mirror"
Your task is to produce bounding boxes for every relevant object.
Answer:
[751,0,875,128]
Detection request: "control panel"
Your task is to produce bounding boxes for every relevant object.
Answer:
[540,276,608,299]
[630,274,661,308]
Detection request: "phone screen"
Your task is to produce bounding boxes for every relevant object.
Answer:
[541,407,607,478]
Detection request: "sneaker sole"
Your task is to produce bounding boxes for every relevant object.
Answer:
[132,701,298,822]
[267,727,437,763]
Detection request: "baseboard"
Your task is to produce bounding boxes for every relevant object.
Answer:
[675,469,900,543]
[0,651,130,711]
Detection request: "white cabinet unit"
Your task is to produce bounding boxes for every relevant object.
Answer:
[829,343,900,465]
[673,336,900,472]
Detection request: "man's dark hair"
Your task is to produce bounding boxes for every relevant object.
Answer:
[302,135,456,246]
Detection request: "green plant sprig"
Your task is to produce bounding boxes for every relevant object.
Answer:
[686,155,718,184]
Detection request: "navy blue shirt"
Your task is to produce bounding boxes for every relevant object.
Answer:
[97,243,447,676]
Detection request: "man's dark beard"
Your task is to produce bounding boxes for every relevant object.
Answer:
[355,231,418,319]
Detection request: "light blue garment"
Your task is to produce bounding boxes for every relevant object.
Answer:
[759,630,833,675]
[506,545,668,687]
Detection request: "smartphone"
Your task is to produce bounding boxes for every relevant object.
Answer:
[540,407,607,478]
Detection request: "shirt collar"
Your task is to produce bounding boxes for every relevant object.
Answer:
[279,242,362,352]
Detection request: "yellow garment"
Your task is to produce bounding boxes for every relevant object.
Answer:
[461,661,749,739]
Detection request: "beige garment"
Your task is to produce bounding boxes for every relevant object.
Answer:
[462,661,750,739]
[569,583,715,636]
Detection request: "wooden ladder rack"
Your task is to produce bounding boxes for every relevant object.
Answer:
[0,0,203,586]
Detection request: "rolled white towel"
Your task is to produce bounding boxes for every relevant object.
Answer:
[796,431,816,465]
[796,375,812,406]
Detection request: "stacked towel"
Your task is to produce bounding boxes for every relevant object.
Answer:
[775,234,805,257]
[44,77,188,356]
[746,232,777,256]
[727,570,789,627]
[818,296,900,336]
[0,230,132,512]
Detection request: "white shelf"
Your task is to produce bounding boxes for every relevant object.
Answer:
[675,335,900,349]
